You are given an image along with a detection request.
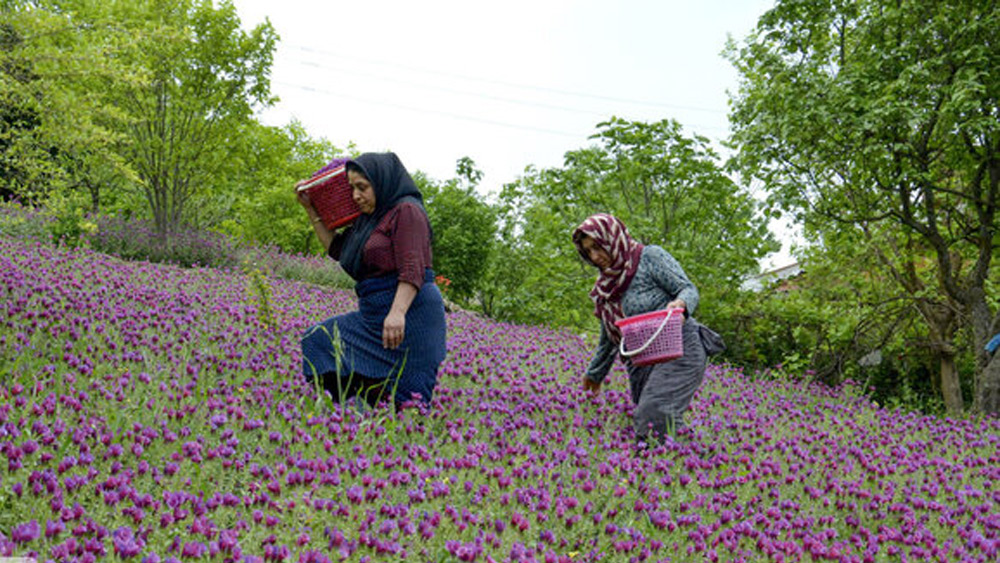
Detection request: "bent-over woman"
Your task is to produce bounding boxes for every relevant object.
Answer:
[573,213,723,444]
[297,152,447,409]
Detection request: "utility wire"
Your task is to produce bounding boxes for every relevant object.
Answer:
[273,71,731,138]
[284,43,727,116]
[273,80,593,138]
[293,59,614,118]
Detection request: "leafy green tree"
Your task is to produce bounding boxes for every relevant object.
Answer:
[418,157,497,303]
[722,222,961,411]
[0,1,133,204]
[1,0,276,232]
[727,0,1000,414]
[491,117,776,330]
[102,0,277,235]
[213,119,344,254]
[479,181,594,328]
[0,19,48,199]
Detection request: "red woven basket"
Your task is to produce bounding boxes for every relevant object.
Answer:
[297,165,361,229]
[615,308,685,366]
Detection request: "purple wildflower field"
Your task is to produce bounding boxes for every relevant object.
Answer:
[0,235,998,562]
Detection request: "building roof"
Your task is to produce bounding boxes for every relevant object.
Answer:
[740,262,802,292]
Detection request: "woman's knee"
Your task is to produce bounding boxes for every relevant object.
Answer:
[634,400,679,439]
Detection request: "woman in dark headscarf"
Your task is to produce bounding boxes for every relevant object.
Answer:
[296,152,447,409]
[573,213,723,445]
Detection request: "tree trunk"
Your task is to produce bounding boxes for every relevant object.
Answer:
[977,355,1000,415]
[917,300,962,414]
[88,182,100,214]
[938,352,964,414]
[967,297,1000,415]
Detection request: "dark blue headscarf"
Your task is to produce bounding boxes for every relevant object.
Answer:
[338,152,428,280]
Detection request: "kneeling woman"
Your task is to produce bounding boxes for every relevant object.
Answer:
[297,153,447,409]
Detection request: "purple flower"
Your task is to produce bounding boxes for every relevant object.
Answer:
[209,414,227,429]
[181,541,206,558]
[297,550,331,563]
[11,520,39,544]
[112,526,143,558]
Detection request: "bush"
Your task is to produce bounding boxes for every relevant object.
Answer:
[91,215,240,269]
[1,201,353,289]
[0,200,53,240]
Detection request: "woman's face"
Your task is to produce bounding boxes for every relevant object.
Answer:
[579,235,612,270]
[348,169,377,214]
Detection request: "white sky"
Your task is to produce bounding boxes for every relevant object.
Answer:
[231,0,796,268]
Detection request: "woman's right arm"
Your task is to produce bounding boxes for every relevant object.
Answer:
[296,183,335,252]
[583,326,616,390]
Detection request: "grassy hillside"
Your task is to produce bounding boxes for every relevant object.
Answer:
[0,235,997,562]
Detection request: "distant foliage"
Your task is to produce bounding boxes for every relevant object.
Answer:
[418,159,498,304]
[214,120,348,255]
[486,117,776,331]
[0,199,53,240]
[727,0,1000,414]
[91,214,239,269]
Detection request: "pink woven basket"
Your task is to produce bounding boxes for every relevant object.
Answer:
[615,308,684,366]
[297,164,361,229]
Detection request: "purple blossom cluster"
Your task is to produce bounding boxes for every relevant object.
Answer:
[86,214,240,269]
[0,235,997,562]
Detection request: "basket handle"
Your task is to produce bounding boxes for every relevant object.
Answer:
[296,166,345,192]
[619,309,675,357]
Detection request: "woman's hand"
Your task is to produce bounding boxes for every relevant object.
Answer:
[295,179,314,210]
[383,310,406,349]
[582,377,601,394]
[666,299,687,313]
[384,282,418,350]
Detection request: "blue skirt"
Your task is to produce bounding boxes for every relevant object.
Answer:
[301,270,447,406]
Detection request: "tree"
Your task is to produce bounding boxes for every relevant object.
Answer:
[490,117,776,330]
[723,222,960,411]
[213,119,345,254]
[727,0,1000,413]
[418,157,497,303]
[0,1,133,205]
[104,0,277,235]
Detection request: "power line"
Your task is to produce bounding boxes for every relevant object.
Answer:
[293,59,614,118]
[283,43,727,116]
[273,77,731,139]
[273,80,593,138]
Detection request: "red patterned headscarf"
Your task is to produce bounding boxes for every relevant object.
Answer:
[572,214,644,343]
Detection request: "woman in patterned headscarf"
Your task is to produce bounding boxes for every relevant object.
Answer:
[573,213,723,445]
[297,152,447,410]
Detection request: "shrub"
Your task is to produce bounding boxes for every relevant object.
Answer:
[91,215,239,269]
[1,202,353,289]
[0,200,53,241]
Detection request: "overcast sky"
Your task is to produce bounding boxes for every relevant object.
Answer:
[230,0,795,268]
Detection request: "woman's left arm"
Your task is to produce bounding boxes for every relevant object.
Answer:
[383,281,418,349]
[647,246,699,317]
[383,203,432,349]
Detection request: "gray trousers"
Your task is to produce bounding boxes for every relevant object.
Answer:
[627,319,707,442]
